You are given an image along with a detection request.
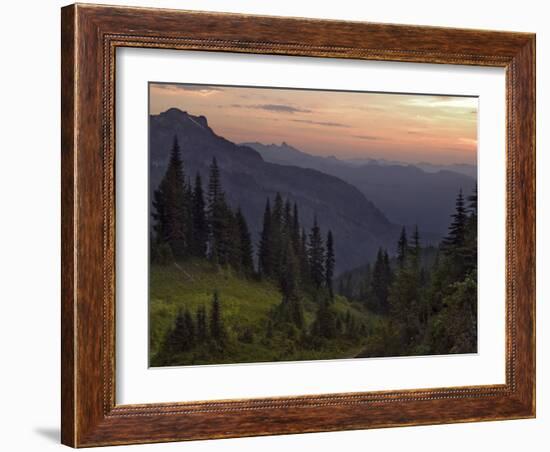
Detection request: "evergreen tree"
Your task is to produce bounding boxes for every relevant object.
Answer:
[258,198,273,278]
[191,172,208,257]
[165,309,187,353]
[468,184,478,217]
[443,189,467,252]
[271,193,285,278]
[388,225,423,351]
[299,227,310,285]
[165,307,195,354]
[313,298,338,339]
[359,264,372,302]
[278,240,305,329]
[284,198,293,235]
[209,290,225,344]
[185,177,194,251]
[206,157,234,266]
[442,189,469,279]
[152,136,189,258]
[410,225,421,266]
[236,207,254,275]
[224,207,242,270]
[207,157,222,206]
[196,304,208,341]
[464,185,478,272]
[308,216,325,290]
[206,157,223,262]
[371,248,392,313]
[280,239,300,302]
[397,227,408,268]
[183,308,196,347]
[325,230,335,300]
[291,203,301,251]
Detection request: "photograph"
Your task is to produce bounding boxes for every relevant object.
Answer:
[51,2,536,447]
[148,83,479,367]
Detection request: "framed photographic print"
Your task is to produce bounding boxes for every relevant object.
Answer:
[61,3,536,447]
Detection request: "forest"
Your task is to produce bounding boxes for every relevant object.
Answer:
[149,136,477,366]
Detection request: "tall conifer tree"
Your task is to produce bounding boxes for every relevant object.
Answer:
[271,193,284,278]
[196,305,207,341]
[308,216,325,290]
[152,135,189,258]
[191,172,208,257]
[299,227,310,285]
[371,248,392,313]
[410,225,421,265]
[325,230,335,300]
[209,290,225,344]
[206,157,232,265]
[443,189,467,252]
[258,198,273,278]
[183,309,196,347]
[236,207,254,275]
[397,227,408,268]
[292,203,300,251]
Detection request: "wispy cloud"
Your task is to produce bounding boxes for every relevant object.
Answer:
[291,119,349,128]
[353,134,382,141]
[404,96,478,110]
[151,84,224,96]
[231,103,312,114]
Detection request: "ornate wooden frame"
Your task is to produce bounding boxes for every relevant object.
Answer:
[61,3,536,447]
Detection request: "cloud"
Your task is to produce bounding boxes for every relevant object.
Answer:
[291,119,349,128]
[150,84,223,96]
[352,134,382,141]
[231,103,312,114]
[404,96,478,109]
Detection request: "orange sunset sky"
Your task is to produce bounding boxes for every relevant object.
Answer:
[149,83,478,165]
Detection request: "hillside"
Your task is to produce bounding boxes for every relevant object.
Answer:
[149,108,400,273]
[149,259,377,366]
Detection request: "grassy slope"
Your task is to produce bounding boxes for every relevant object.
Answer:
[150,259,376,366]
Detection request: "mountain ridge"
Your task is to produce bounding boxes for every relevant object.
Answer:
[244,141,477,235]
[149,108,400,274]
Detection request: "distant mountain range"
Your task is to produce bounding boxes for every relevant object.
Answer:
[343,156,477,179]
[243,142,477,235]
[149,109,401,274]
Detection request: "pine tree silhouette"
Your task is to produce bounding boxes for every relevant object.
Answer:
[308,216,325,290]
[236,207,254,275]
[397,227,408,268]
[258,198,273,278]
[191,172,208,257]
[152,136,190,258]
[325,230,335,300]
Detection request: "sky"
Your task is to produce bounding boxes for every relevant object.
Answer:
[149,83,478,165]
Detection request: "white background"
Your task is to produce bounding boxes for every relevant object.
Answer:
[117,49,505,404]
[0,0,546,451]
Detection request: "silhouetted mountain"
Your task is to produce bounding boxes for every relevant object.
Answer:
[415,162,477,178]
[150,109,400,274]
[245,142,476,235]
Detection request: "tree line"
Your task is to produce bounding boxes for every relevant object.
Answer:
[152,137,351,358]
[151,136,254,275]
[341,186,478,356]
[152,136,478,361]
[151,136,335,293]
[155,291,226,366]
